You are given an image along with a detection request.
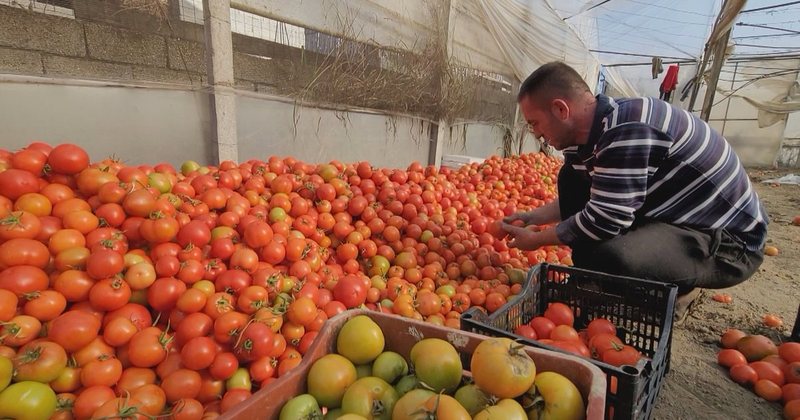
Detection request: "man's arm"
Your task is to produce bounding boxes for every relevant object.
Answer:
[505,123,672,250]
[556,123,672,245]
[502,223,561,250]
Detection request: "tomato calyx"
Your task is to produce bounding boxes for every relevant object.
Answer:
[148,211,165,221]
[0,321,22,340]
[15,344,44,365]
[56,395,74,411]
[22,291,41,301]
[0,212,25,230]
[95,397,147,420]
[110,277,125,290]
[371,399,389,418]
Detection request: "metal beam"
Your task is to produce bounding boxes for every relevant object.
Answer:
[700,27,733,121]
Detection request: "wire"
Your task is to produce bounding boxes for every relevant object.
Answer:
[733,33,800,40]
[587,23,708,41]
[740,19,800,25]
[564,0,613,20]
[620,0,716,17]
[586,26,704,52]
[591,16,710,44]
[734,43,800,49]
[594,10,711,26]
[712,70,799,106]
[741,1,800,13]
[736,22,800,34]
[604,59,697,67]
[589,49,691,60]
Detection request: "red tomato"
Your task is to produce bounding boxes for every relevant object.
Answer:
[47,144,89,175]
[544,302,574,327]
[0,169,40,200]
[333,275,368,308]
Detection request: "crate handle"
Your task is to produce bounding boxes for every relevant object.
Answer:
[622,365,640,376]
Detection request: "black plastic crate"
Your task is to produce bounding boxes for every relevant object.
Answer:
[792,304,800,342]
[461,263,678,420]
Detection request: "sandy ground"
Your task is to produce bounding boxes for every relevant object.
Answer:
[651,169,800,420]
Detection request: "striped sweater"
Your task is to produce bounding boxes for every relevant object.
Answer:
[555,94,768,252]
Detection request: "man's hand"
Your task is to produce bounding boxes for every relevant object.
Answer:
[504,210,539,226]
[502,223,562,251]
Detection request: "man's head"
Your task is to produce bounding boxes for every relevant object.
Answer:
[517,62,595,150]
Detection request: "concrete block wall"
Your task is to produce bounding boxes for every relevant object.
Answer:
[0,2,300,90]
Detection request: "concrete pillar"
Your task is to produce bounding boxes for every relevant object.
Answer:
[203,0,238,163]
[431,0,458,168]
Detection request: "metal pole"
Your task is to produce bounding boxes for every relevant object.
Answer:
[721,61,738,136]
[700,28,733,121]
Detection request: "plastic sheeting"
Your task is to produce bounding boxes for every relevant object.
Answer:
[232,0,434,54]
[603,66,640,97]
[714,58,800,128]
[232,0,603,86]
[717,81,800,128]
[473,0,601,89]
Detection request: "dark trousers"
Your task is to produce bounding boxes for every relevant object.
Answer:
[557,167,764,294]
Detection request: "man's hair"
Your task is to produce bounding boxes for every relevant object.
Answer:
[517,62,591,103]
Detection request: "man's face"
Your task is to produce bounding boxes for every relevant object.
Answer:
[519,95,574,150]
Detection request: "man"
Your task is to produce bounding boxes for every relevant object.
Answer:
[502,62,768,310]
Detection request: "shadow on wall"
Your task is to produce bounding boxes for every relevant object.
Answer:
[235,95,432,168]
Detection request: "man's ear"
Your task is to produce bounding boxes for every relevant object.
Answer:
[551,99,570,120]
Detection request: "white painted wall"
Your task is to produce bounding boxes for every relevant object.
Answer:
[0,80,213,166]
[236,96,431,168]
[441,123,506,159]
[0,77,522,169]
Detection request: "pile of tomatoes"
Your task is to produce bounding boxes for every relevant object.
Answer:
[513,303,642,368]
[716,330,800,419]
[279,315,586,420]
[0,142,571,419]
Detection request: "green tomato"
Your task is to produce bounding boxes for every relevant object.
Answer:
[181,160,201,175]
[454,384,492,417]
[324,408,343,420]
[371,352,408,385]
[148,172,172,194]
[336,415,368,420]
[337,316,385,365]
[435,285,456,298]
[419,230,433,243]
[270,207,288,223]
[0,356,11,392]
[370,276,387,290]
[355,364,372,379]
[308,354,357,409]
[211,226,236,240]
[391,389,435,419]
[523,371,585,420]
[0,381,57,420]
[394,375,419,397]
[473,399,527,420]
[226,367,252,391]
[341,377,398,420]
[505,267,527,285]
[409,338,462,394]
[279,394,322,420]
[368,256,390,277]
[198,166,211,175]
